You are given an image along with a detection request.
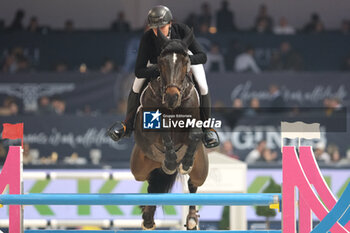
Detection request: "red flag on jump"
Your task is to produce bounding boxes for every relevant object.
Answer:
[2,123,24,140]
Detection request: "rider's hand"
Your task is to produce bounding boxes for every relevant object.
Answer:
[148,64,160,78]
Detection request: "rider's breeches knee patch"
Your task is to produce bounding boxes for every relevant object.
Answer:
[132,77,146,93]
[187,50,209,95]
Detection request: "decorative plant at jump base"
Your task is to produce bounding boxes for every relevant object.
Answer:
[219,177,281,230]
[256,178,281,229]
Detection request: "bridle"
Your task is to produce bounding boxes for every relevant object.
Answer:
[158,52,190,105]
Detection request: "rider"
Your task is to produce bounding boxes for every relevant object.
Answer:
[108,5,219,148]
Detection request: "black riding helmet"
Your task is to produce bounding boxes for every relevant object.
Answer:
[147,5,173,28]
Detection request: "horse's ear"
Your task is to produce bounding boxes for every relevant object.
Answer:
[182,28,194,48]
[157,27,170,48]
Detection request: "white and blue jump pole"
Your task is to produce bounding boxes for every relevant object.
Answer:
[0,193,281,206]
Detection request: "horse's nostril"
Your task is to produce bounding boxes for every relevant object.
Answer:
[165,93,179,107]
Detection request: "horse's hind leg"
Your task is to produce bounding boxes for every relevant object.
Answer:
[143,168,178,230]
[186,145,208,230]
[130,145,160,181]
[130,145,160,230]
[186,178,200,230]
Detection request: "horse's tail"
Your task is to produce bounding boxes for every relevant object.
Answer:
[147,168,178,193]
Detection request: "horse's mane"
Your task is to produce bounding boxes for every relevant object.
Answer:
[160,39,188,57]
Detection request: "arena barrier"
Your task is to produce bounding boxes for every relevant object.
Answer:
[1,132,350,232]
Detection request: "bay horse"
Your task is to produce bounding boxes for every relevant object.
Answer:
[130,28,208,230]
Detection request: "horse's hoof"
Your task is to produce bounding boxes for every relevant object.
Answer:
[142,222,156,230]
[186,217,198,230]
[186,209,199,230]
[161,162,177,175]
[178,163,193,175]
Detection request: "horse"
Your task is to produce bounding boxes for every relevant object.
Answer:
[130,28,209,230]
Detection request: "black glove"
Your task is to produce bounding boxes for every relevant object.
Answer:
[148,64,160,79]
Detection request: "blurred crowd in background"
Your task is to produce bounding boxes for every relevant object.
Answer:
[1,2,350,34]
[1,1,350,73]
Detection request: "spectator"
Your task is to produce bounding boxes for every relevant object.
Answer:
[232,98,243,109]
[205,43,225,72]
[100,58,116,73]
[51,97,66,115]
[2,47,30,73]
[340,20,350,35]
[303,13,325,33]
[111,12,130,32]
[245,140,267,164]
[8,9,25,31]
[269,41,304,71]
[40,152,58,165]
[64,20,74,32]
[77,104,99,116]
[274,17,295,35]
[27,17,40,33]
[326,143,341,164]
[216,0,236,32]
[234,46,261,73]
[338,149,350,165]
[64,152,87,165]
[198,2,212,28]
[54,61,68,72]
[245,98,261,116]
[255,18,272,33]
[220,140,239,160]
[224,98,244,128]
[325,97,344,117]
[314,142,331,163]
[268,84,285,109]
[199,22,210,34]
[259,148,278,163]
[323,97,333,117]
[254,5,273,32]
[314,21,325,33]
[37,96,53,114]
[0,97,19,116]
[23,143,36,165]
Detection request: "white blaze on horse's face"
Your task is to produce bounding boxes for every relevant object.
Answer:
[173,53,177,64]
[171,53,177,83]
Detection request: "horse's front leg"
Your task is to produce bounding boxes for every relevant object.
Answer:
[161,133,178,175]
[186,178,200,230]
[179,129,203,175]
[141,205,156,230]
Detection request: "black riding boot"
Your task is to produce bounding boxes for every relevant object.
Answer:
[200,93,220,148]
[108,90,140,141]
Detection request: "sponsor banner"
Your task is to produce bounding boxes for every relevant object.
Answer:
[0,72,124,113]
[0,72,348,113]
[0,115,133,164]
[0,114,349,163]
[206,73,349,107]
[0,168,348,222]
